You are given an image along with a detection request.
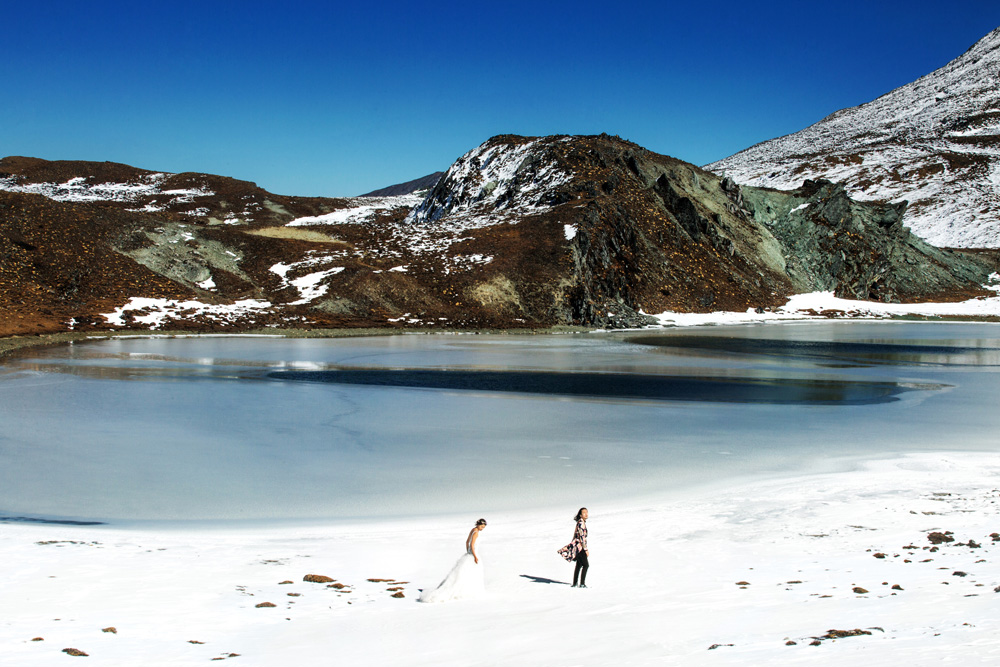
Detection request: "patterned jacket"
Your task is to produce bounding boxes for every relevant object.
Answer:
[557,520,588,562]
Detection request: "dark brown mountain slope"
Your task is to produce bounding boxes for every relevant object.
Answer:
[2,135,997,337]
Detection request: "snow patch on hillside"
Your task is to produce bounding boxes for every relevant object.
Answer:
[643,284,1000,327]
[271,261,345,304]
[0,173,215,205]
[102,298,272,329]
[286,194,423,227]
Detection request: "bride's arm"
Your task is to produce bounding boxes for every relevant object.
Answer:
[468,528,479,564]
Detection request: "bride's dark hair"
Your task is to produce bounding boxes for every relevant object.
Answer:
[575,508,587,522]
[476,518,487,526]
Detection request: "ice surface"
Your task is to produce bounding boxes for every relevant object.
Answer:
[2,324,1000,523]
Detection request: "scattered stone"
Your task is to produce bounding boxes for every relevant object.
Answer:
[367,578,394,583]
[391,591,405,598]
[387,587,404,591]
[278,581,294,585]
[928,532,954,544]
[809,640,822,646]
[785,640,797,646]
[892,584,904,590]
[707,643,734,650]
[735,581,751,586]
[31,637,44,642]
[287,593,301,597]
[303,574,334,584]
[824,629,872,639]
[188,640,205,644]
[786,580,802,584]
[101,627,116,634]
[966,540,981,548]
[873,553,886,559]
[990,533,999,541]
[852,587,869,594]
[255,602,276,608]
[327,583,347,589]
[62,648,88,656]
[953,571,968,577]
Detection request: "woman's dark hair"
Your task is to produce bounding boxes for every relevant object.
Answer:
[574,508,587,522]
[476,518,487,526]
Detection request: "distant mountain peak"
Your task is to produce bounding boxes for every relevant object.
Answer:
[707,25,1000,248]
[359,172,444,198]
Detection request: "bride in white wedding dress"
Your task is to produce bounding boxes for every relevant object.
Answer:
[418,518,487,603]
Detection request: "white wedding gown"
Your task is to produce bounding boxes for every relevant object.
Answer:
[418,549,485,603]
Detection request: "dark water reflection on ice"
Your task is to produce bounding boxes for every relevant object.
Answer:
[270,369,924,405]
[1,321,999,524]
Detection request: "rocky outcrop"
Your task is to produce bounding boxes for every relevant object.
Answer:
[740,179,995,301]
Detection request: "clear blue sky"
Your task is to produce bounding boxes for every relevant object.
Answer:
[2,1,998,197]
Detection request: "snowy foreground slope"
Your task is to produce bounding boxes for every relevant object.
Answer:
[3,453,999,665]
[708,27,1000,249]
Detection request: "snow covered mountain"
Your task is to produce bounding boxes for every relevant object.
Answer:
[707,27,1000,249]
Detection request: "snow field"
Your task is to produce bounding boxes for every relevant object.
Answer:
[3,452,999,665]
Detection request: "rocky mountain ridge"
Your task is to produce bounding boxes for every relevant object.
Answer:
[2,135,998,337]
[708,26,1000,249]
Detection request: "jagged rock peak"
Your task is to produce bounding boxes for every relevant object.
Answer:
[707,25,1000,249]
[406,135,576,225]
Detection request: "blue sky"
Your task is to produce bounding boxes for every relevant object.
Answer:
[2,2,999,197]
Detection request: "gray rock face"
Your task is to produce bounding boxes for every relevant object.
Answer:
[740,179,995,301]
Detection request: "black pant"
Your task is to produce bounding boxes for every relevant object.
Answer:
[573,551,589,586]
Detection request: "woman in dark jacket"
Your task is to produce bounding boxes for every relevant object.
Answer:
[558,507,589,588]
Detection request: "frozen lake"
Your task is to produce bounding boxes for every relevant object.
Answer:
[1,321,999,524]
